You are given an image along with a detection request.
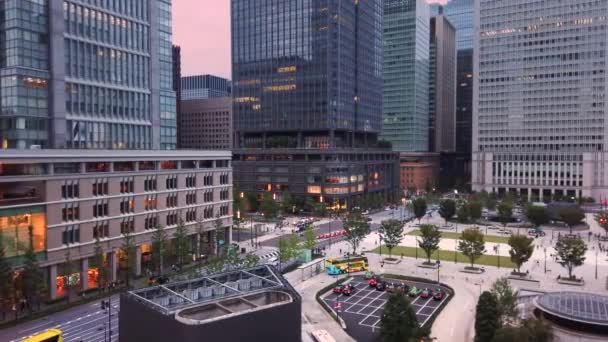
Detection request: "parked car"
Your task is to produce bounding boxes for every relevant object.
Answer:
[364,271,375,280]
[368,276,380,287]
[420,288,431,299]
[341,284,355,296]
[333,285,343,294]
[433,289,445,301]
[408,286,422,297]
[528,229,546,237]
[497,229,513,235]
[376,281,387,291]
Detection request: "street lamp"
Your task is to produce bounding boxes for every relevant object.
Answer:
[454,240,458,263]
[543,247,547,274]
[236,210,241,242]
[436,260,441,283]
[493,245,500,268]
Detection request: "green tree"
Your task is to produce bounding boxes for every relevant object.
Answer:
[0,234,15,320]
[120,229,136,288]
[558,207,585,235]
[247,193,260,212]
[497,201,513,228]
[457,201,471,223]
[342,209,371,255]
[302,226,317,251]
[507,234,534,273]
[492,319,554,342]
[554,236,587,280]
[380,292,422,342]
[475,291,501,342]
[243,254,260,268]
[379,219,404,259]
[151,225,168,275]
[215,215,226,255]
[173,219,190,269]
[525,205,549,230]
[280,191,294,213]
[412,197,427,223]
[486,194,498,211]
[458,228,486,268]
[278,237,290,263]
[469,201,483,222]
[490,277,518,325]
[92,236,108,294]
[439,199,456,224]
[595,211,608,237]
[288,234,301,260]
[418,224,442,265]
[22,225,45,311]
[260,193,278,218]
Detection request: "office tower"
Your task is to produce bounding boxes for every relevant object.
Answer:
[173,45,183,147]
[181,75,232,100]
[0,1,232,299]
[429,15,457,153]
[179,97,233,150]
[232,0,399,209]
[382,0,430,152]
[0,0,177,150]
[473,0,608,201]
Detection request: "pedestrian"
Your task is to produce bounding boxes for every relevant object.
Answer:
[339,248,342,254]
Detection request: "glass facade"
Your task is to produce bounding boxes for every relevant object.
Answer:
[232,0,383,149]
[0,0,177,150]
[382,0,430,152]
[430,0,473,51]
[181,74,231,100]
[0,0,50,149]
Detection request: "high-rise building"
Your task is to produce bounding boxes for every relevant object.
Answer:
[179,97,233,150]
[181,75,232,100]
[431,0,473,51]
[429,15,457,153]
[0,0,177,150]
[231,0,399,209]
[382,0,430,152]
[473,0,608,201]
[0,1,232,300]
[173,45,183,147]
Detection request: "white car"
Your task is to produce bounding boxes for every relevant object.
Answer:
[265,257,280,266]
[497,229,512,235]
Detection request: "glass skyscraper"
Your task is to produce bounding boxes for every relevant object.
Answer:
[0,0,177,150]
[232,0,398,209]
[430,0,473,51]
[382,0,430,152]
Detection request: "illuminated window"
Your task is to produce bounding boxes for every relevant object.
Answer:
[307,186,321,194]
[277,66,296,73]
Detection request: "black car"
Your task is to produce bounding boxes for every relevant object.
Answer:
[341,284,355,296]
[376,281,387,291]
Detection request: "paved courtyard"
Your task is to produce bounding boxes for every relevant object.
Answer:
[322,276,450,341]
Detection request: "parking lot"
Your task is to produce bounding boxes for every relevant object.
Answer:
[322,276,450,341]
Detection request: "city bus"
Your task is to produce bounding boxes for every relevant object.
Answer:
[21,329,63,342]
[325,256,368,275]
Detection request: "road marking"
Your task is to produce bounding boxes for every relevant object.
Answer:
[356,291,385,314]
[17,321,54,334]
[420,294,450,326]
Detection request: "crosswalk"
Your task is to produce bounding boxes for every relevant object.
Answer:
[259,251,280,260]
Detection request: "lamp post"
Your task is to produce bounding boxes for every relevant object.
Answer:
[493,245,500,268]
[436,260,441,283]
[454,239,458,263]
[250,213,254,248]
[236,210,241,242]
[543,247,547,274]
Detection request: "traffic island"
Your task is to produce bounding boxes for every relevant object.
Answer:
[381,257,402,265]
[417,262,439,269]
[460,266,485,274]
[557,277,585,286]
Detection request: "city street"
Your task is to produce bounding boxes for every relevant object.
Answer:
[0,295,120,342]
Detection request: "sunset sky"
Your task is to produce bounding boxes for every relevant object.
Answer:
[173,0,447,79]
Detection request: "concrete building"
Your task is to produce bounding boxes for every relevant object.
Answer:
[231,0,399,209]
[400,153,440,194]
[0,0,177,150]
[473,0,608,201]
[0,149,232,299]
[429,15,457,153]
[382,0,430,152]
[181,75,232,100]
[119,265,301,342]
[179,97,233,150]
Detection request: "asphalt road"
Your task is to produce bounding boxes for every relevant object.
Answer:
[0,295,120,342]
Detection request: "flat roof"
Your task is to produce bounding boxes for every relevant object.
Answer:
[125,265,288,315]
[0,149,231,162]
[535,291,608,326]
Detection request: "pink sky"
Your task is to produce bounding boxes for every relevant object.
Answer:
[173,0,447,79]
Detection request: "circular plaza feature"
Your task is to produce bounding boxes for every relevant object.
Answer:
[535,291,608,334]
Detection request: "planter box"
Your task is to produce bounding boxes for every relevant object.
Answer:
[507,274,540,283]
[382,258,402,265]
[461,267,485,274]
[557,278,585,286]
[417,263,439,269]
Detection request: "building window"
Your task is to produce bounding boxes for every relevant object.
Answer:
[166,212,178,226]
[203,175,213,186]
[62,225,80,244]
[93,221,109,239]
[62,204,80,221]
[93,200,109,218]
[145,215,158,230]
[166,193,178,208]
[186,191,197,205]
[203,191,213,203]
[203,207,214,219]
[219,205,229,216]
[144,176,157,192]
[120,198,135,214]
[185,208,196,222]
[120,218,135,234]
[61,181,79,199]
[93,179,108,196]
[220,174,229,185]
[216,160,229,168]
[120,177,134,194]
[144,195,157,211]
[220,189,229,201]
[166,175,177,190]
[186,174,196,188]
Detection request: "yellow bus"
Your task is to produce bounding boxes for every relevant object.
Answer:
[21,329,63,342]
[325,256,368,274]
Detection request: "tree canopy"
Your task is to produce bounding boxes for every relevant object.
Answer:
[412,197,427,223]
[554,236,587,280]
[558,207,585,235]
[302,226,317,251]
[439,199,456,224]
[458,228,486,268]
[507,234,534,273]
[490,277,518,325]
[379,219,404,259]
[418,224,441,264]
[342,209,371,255]
[469,201,483,222]
[475,291,501,342]
[380,292,422,342]
[525,205,549,229]
[595,211,608,237]
[497,201,513,228]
